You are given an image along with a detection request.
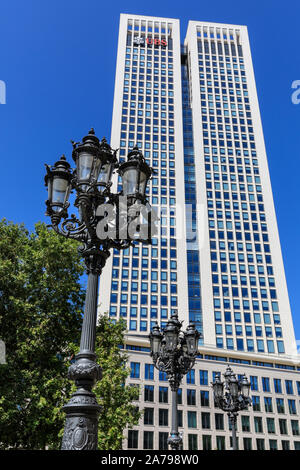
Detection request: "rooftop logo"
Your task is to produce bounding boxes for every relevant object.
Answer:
[133,37,167,47]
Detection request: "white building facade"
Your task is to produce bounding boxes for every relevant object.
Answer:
[97,14,300,451]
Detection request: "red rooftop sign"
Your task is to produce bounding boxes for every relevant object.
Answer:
[133,37,167,47]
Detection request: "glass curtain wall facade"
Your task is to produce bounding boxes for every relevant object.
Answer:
[184,21,296,356]
[181,47,203,336]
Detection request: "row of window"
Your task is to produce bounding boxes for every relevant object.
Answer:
[131,365,300,394]
[128,429,300,450]
[215,337,285,353]
[137,386,300,418]
[141,408,300,435]
[197,41,243,58]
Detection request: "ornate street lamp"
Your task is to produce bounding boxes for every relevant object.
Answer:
[44,129,154,450]
[149,314,200,450]
[211,366,251,450]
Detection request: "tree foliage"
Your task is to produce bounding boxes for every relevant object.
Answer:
[95,315,141,450]
[0,220,141,450]
[0,220,85,449]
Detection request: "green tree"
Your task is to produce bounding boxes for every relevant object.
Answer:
[95,315,141,450]
[0,220,85,449]
[0,220,141,449]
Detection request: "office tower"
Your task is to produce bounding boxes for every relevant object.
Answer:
[99,15,190,336]
[98,14,300,451]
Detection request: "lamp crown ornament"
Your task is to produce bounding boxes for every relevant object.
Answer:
[211,365,252,416]
[149,315,201,450]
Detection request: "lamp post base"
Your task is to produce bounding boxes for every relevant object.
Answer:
[61,352,102,450]
[61,400,100,451]
[61,387,101,450]
[168,433,182,451]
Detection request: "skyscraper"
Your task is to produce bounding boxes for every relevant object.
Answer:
[97,14,300,451]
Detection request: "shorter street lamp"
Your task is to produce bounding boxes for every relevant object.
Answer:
[211,366,251,450]
[149,314,200,450]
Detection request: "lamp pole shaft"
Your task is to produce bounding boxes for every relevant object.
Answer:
[167,376,182,450]
[229,412,238,450]
[80,271,99,354]
[61,259,103,450]
[170,389,179,448]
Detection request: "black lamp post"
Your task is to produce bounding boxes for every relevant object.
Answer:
[211,366,251,450]
[44,129,154,450]
[149,314,200,450]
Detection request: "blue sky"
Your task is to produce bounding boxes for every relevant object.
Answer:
[0,0,299,339]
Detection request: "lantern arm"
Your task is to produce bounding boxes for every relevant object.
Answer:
[49,213,88,242]
[178,352,196,375]
[156,352,184,391]
[74,195,100,244]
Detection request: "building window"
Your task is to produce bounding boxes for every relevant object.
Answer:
[216,436,226,450]
[267,418,276,434]
[187,411,197,428]
[291,420,299,436]
[177,410,183,428]
[202,435,212,450]
[254,416,263,433]
[200,370,208,385]
[145,364,154,380]
[288,399,297,415]
[159,408,168,426]
[285,380,294,395]
[144,385,154,402]
[279,419,288,435]
[282,440,290,450]
[159,386,168,403]
[159,432,169,450]
[276,398,285,414]
[264,397,273,413]
[262,377,270,392]
[186,369,195,384]
[130,362,140,378]
[144,407,154,426]
[243,438,252,450]
[241,415,250,432]
[187,389,196,406]
[201,412,211,429]
[128,430,138,449]
[250,376,258,391]
[269,439,277,451]
[188,434,198,450]
[256,439,265,450]
[274,378,282,393]
[252,395,261,411]
[143,431,154,450]
[200,390,210,407]
[215,413,224,430]
[159,370,168,381]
